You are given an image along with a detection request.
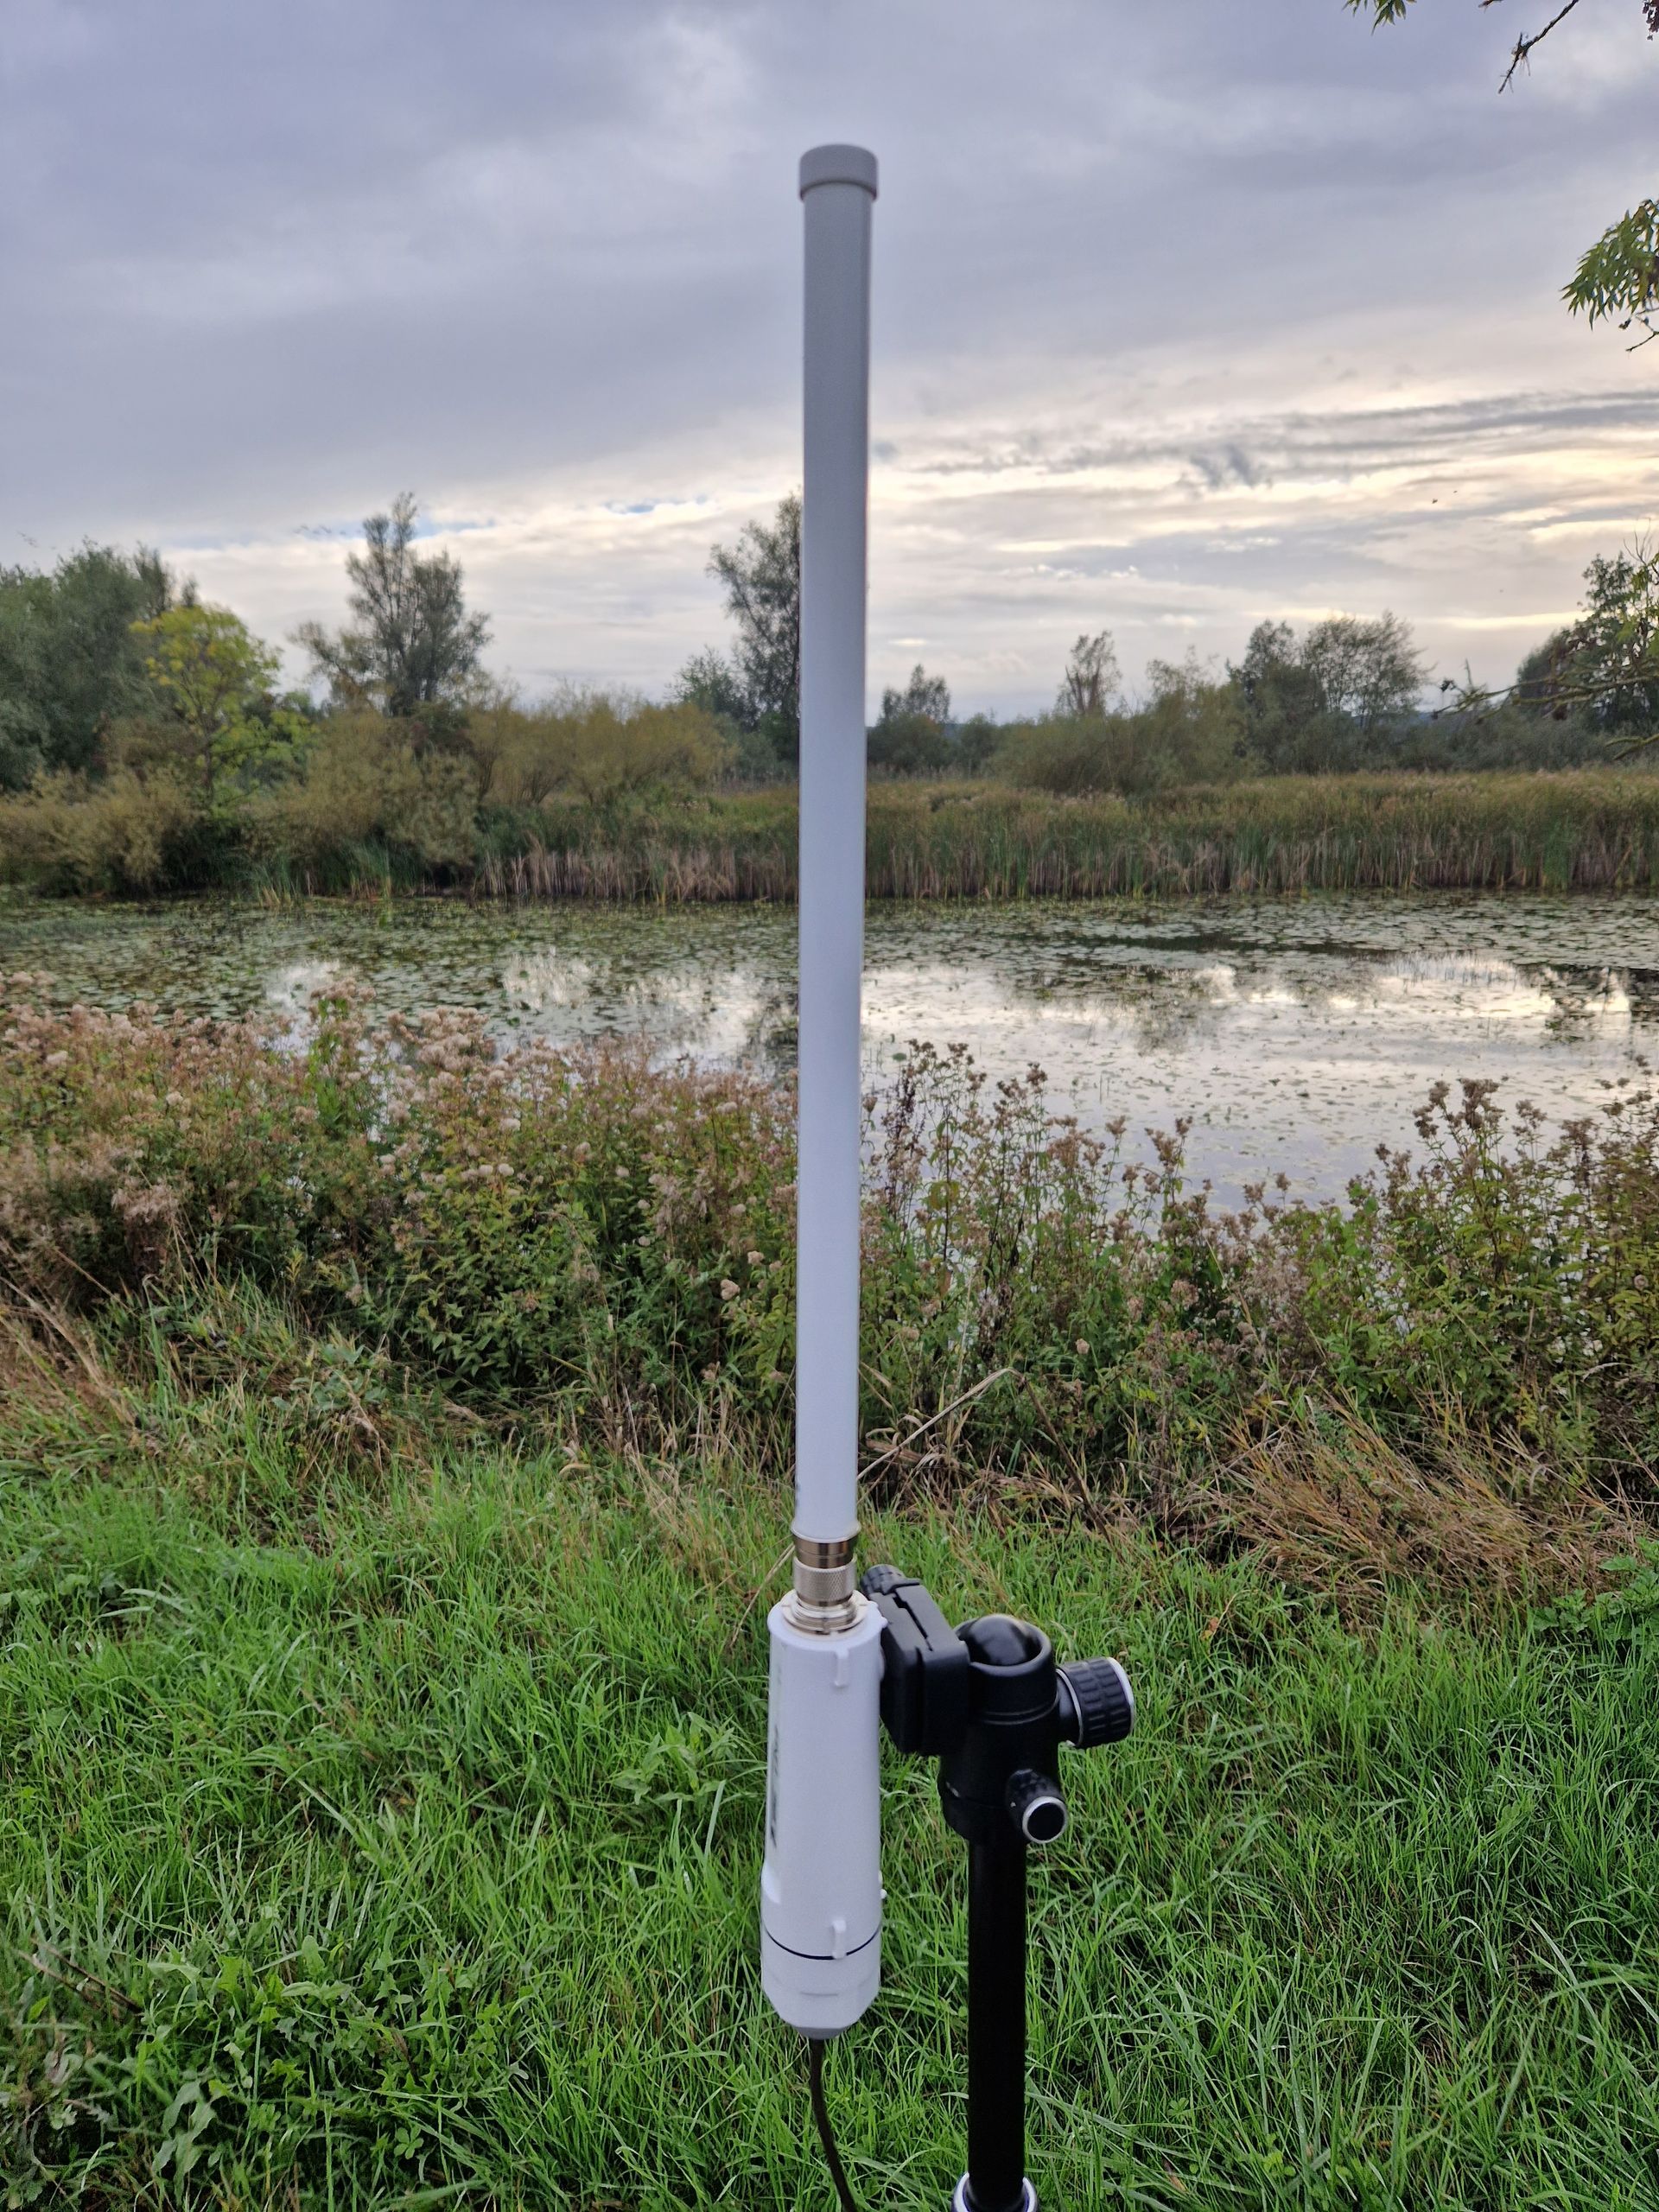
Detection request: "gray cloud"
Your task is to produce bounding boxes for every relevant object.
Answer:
[898,388,1659,485]
[1186,446,1271,493]
[3,0,1654,710]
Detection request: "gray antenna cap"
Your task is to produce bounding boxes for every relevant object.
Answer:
[799,144,878,198]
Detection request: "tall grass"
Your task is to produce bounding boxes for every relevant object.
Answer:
[475,773,1659,902]
[9,768,1659,901]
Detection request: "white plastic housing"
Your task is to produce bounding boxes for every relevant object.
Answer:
[760,1597,884,2033]
[794,143,877,1550]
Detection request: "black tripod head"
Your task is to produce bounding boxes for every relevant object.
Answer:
[859,1568,1134,1843]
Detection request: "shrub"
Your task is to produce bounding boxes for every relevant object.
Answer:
[0,767,204,894]
[992,658,1246,796]
[250,716,479,877]
[2,982,1656,1554]
[471,693,733,809]
[990,714,1154,796]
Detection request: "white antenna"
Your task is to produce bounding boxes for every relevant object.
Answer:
[760,146,1141,2207]
[796,139,877,1557]
[760,143,885,2041]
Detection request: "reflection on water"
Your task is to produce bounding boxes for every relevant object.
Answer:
[3,893,1656,1201]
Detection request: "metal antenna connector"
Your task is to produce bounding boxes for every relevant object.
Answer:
[786,1535,861,1633]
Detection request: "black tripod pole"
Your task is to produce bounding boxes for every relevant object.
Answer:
[960,1836,1033,2212]
[857,1573,1135,2212]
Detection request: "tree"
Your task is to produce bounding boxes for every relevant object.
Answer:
[1346,0,1659,344]
[1230,613,1422,770]
[869,664,953,773]
[0,543,178,787]
[1138,653,1249,784]
[1503,544,1659,734]
[129,605,308,802]
[883,665,950,727]
[296,494,490,719]
[705,494,801,766]
[1056,631,1121,718]
[674,648,780,782]
[676,645,752,727]
[1565,548,1659,732]
[1233,620,1338,772]
[956,715,1001,772]
[1300,612,1425,734]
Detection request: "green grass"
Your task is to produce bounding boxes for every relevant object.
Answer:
[5,1389,1659,2209]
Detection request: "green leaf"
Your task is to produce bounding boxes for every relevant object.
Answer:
[1564,198,1659,335]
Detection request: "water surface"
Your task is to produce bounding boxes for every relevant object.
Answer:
[3,893,1655,1201]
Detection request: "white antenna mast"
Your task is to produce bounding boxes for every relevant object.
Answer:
[796,139,877,1559]
[760,143,885,2041]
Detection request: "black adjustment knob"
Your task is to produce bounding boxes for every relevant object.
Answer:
[1057,1657,1135,1749]
[1005,1767,1068,1845]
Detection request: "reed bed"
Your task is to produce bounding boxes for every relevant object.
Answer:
[9,768,1659,903]
[474,772,1659,902]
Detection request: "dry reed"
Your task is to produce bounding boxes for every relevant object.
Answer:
[474,772,1659,902]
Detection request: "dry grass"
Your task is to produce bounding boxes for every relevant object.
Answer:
[473,773,1659,903]
[1217,1409,1644,1617]
[0,1284,140,1444]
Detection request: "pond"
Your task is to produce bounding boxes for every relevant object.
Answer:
[3,892,1656,1202]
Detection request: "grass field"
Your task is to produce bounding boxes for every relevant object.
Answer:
[5,1383,1659,2210]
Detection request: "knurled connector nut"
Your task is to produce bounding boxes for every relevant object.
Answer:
[789,1535,857,1621]
[793,1558,857,1605]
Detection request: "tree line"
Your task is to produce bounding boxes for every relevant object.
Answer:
[0,500,733,893]
[677,493,1659,790]
[0,495,500,799]
[0,490,1654,878]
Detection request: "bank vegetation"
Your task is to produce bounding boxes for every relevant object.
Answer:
[7,748,1659,902]
[3,978,1654,1604]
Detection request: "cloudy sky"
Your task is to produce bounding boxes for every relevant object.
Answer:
[3,0,1655,715]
